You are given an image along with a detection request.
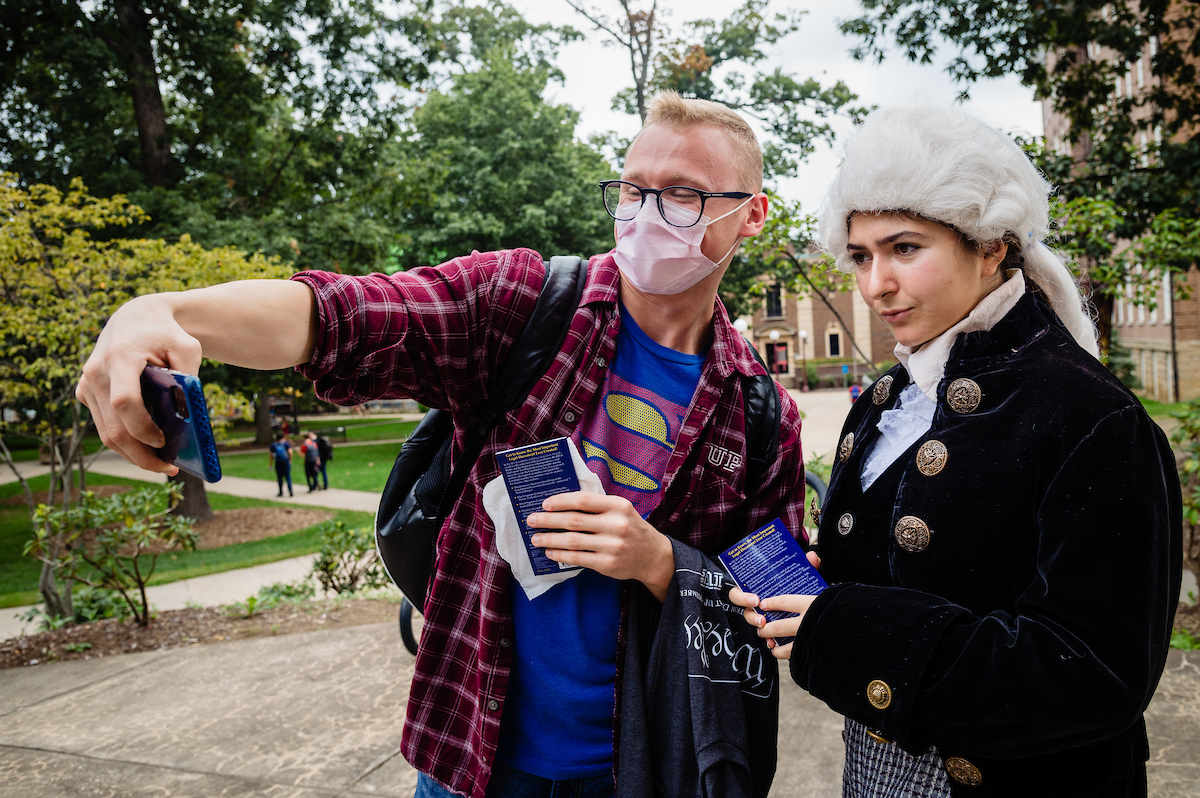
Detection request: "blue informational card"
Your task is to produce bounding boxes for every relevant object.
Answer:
[495,437,584,576]
[718,518,826,643]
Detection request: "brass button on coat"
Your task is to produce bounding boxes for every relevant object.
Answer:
[865,729,892,744]
[809,498,822,527]
[946,378,982,414]
[838,513,854,536]
[915,440,948,476]
[866,679,892,709]
[872,375,894,405]
[945,757,983,786]
[838,432,855,463]
[894,516,932,552]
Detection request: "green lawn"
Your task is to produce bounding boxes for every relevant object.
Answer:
[220,438,412,493]
[223,415,418,441]
[319,418,419,444]
[1139,396,1190,421]
[0,473,372,609]
[2,435,107,462]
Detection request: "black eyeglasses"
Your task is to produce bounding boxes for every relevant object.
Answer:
[599,180,752,228]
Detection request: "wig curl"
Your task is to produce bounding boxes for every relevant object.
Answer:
[817,104,1099,358]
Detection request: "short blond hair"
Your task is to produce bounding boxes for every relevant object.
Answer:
[641,91,763,192]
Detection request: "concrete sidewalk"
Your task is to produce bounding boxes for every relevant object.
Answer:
[0,625,1196,797]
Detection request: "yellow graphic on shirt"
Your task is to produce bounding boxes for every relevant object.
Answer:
[582,441,659,491]
[606,393,671,445]
[579,393,673,494]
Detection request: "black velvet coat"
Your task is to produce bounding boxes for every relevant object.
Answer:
[790,286,1182,796]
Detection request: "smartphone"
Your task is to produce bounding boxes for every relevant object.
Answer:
[140,365,223,483]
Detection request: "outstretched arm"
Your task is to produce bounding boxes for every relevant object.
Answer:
[77,279,316,474]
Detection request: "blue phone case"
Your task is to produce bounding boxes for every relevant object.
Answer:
[141,366,223,483]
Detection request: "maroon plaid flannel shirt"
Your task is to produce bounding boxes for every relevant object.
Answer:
[292,249,806,797]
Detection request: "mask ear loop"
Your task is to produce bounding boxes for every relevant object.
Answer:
[704,195,756,265]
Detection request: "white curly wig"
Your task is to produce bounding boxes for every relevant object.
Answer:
[818,104,1099,358]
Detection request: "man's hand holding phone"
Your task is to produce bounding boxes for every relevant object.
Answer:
[77,295,205,474]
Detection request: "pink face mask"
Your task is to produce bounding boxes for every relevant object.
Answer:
[613,196,753,295]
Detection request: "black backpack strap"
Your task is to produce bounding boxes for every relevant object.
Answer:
[470,255,587,433]
[742,345,780,486]
[431,256,587,517]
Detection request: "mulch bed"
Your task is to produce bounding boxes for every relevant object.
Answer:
[0,598,401,670]
[1175,600,1200,640]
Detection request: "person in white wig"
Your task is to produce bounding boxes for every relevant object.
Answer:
[732,103,1181,797]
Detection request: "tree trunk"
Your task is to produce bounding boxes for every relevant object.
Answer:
[169,472,215,524]
[255,393,273,445]
[114,0,171,187]
[38,562,68,619]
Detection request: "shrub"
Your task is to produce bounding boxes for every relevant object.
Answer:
[309,522,389,595]
[24,484,198,626]
[256,580,316,607]
[72,586,134,624]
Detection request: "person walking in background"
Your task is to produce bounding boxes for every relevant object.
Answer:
[300,431,321,492]
[316,433,333,489]
[731,103,1181,797]
[268,432,293,497]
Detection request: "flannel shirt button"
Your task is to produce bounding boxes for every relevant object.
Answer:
[596,356,607,368]
[488,699,500,712]
[564,411,576,424]
[499,637,511,648]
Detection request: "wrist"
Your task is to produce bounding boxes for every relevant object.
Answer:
[642,533,675,603]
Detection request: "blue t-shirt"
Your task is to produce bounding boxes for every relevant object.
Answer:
[496,305,706,778]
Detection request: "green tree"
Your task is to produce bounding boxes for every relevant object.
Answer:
[0,1,588,274]
[395,50,617,269]
[0,174,290,621]
[733,191,882,373]
[566,0,867,179]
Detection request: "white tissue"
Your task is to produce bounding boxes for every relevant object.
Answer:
[483,437,605,600]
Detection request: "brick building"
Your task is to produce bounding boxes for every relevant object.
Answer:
[741,276,896,389]
[1042,5,1200,401]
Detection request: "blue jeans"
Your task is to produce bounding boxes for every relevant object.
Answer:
[415,762,614,798]
[274,464,292,495]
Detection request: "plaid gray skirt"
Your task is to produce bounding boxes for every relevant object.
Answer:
[842,718,951,798]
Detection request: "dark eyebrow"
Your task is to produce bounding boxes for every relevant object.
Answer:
[846,230,932,250]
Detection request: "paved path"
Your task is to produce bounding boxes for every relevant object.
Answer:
[787,387,854,462]
[0,625,1196,797]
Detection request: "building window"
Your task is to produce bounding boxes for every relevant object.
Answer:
[1163,273,1172,323]
[828,332,841,358]
[765,284,783,318]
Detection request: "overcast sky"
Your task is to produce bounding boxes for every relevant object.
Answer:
[512,0,1044,213]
